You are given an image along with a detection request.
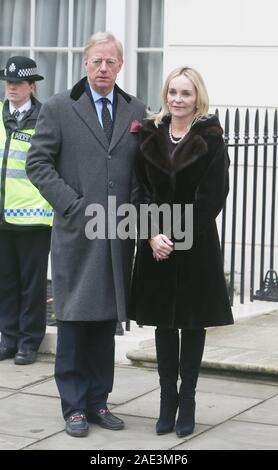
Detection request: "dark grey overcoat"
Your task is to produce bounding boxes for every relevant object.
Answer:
[26,78,145,322]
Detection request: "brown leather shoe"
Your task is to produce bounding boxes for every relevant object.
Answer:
[87,408,124,430]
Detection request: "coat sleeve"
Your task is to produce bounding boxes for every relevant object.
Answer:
[131,150,160,239]
[26,99,80,215]
[192,138,230,239]
[131,150,152,207]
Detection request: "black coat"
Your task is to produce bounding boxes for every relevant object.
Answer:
[129,115,234,329]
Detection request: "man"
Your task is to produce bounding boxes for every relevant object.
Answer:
[26,32,145,437]
[0,56,52,365]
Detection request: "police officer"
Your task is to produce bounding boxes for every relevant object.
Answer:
[0,56,53,364]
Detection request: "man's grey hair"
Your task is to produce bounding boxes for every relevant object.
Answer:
[84,32,123,62]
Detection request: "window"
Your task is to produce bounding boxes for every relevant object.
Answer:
[137,0,164,112]
[0,0,165,108]
[0,0,106,102]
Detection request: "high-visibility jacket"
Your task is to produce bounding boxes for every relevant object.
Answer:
[0,100,53,226]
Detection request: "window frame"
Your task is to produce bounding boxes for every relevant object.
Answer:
[124,0,164,106]
[0,0,165,106]
[0,0,102,93]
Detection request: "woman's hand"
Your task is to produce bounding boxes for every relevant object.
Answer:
[149,234,174,261]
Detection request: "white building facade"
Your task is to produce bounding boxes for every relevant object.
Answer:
[1,0,277,110]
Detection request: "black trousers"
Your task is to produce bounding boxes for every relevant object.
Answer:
[55,320,117,420]
[0,229,51,351]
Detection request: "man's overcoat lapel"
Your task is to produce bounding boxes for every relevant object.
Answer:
[71,80,133,152]
[72,92,109,151]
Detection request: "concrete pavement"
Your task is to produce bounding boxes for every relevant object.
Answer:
[1,306,278,449]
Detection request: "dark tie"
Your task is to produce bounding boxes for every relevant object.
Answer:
[12,109,20,121]
[12,109,26,122]
[101,97,113,143]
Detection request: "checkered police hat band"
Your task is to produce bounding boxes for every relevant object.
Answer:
[4,66,37,78]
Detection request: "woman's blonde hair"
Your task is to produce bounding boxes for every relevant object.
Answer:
[150,66,209,127]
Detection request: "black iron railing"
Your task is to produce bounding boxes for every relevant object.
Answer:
[216,108,278,305]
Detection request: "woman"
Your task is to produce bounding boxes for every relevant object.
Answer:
[0,56,52,365]
[129,66,234,437]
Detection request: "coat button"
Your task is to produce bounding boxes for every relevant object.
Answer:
[109,181,114,188]
[108,155,112,160]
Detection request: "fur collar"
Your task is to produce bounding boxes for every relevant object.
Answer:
[140,115,222,174]
[70,76,131,103]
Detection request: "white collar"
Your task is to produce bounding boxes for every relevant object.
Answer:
[9,99,32,115]
[89,86,114,105]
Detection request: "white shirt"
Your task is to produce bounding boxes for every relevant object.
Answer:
[9,99,32,116]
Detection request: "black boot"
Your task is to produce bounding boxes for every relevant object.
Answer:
[175,329,206,437]
[155,328,179,435]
